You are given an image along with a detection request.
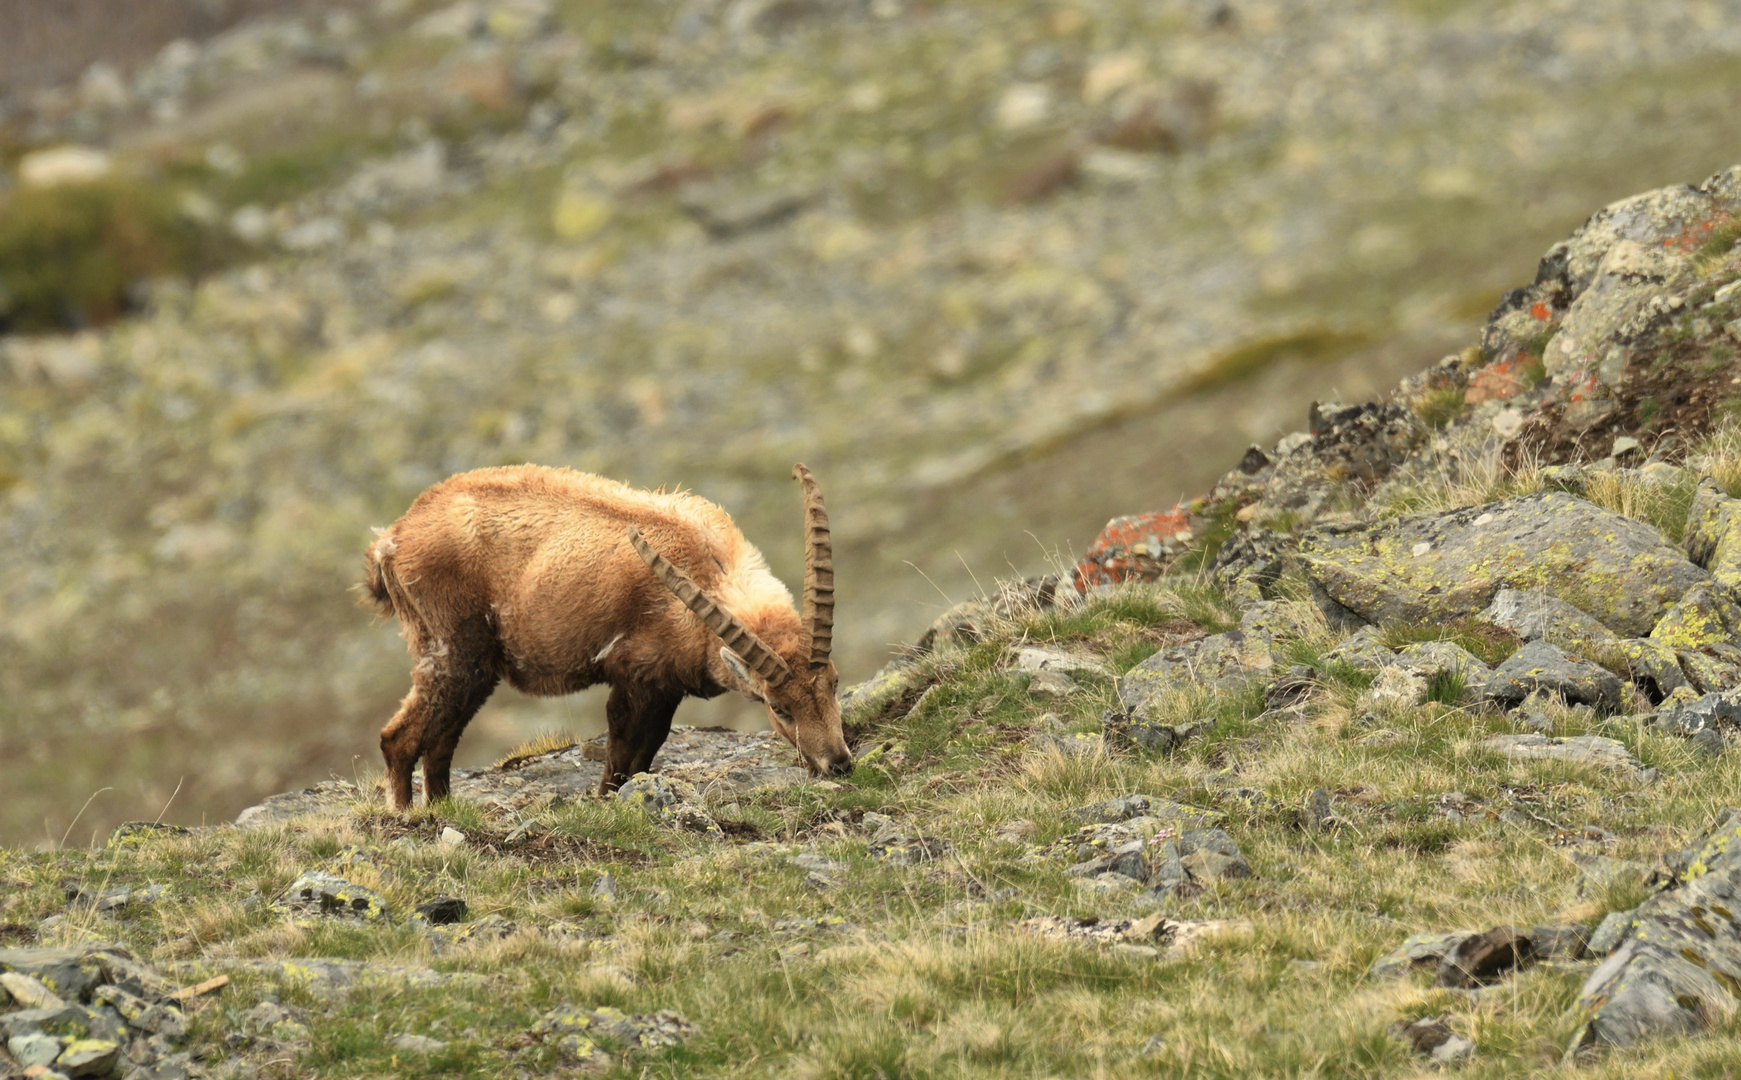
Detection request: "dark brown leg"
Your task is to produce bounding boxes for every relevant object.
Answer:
[627,690,681,776]
[599,684,681,795]
[380,617,499,810]
[418,616,501,805]
[380,686,427,810]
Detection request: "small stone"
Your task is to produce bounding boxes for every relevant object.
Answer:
[7,1033,63,1069]
[55,1038,121,1078]
[0,974,65,1011]
[387,1033,448,1054]
[274,871,392,922]
[788,853,846,875]
[1482,733,1647,776]
[1306,788,1335,832]
[589,873,616,900]
[438,826,466,846]
[1140,1034,1167,1055]
[1436,925,1533,987]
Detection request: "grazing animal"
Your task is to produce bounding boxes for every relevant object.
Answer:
[362,463,851,809]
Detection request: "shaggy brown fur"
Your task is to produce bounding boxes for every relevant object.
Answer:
[363,464,851,809]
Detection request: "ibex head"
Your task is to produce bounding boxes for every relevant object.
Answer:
[627,464,852,778]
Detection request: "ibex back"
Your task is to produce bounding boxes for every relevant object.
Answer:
[361,463,851,809]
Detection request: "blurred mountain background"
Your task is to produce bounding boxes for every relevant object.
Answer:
[1,0,1739,846]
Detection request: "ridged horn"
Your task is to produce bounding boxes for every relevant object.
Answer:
[792,463,834,668]
[627,526,791,686]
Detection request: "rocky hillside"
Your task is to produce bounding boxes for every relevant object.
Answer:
[6,0,1741,843]
[8,165,1741,1077]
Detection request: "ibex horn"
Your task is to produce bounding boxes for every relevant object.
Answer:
[792,463,834,668]
[627,526,791,686]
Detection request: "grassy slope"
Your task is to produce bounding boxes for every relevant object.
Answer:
[5,549,1741,1077]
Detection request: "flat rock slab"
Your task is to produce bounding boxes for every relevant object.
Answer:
[1481,589,1622,655]
[1482,733,1648,777]
[184,957,491,1000]
[1573,821,1741,1048]
[237,726,807,826]
[1299,493,1707,638]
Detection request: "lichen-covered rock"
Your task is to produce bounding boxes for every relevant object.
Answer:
[1392,641,1493,696]
[531,1004,698,1054]
[1238,600,1323,658]
[1532,923,1592,961]
[1485,165,1741,387]
[1587,909,1637,957]
[1065,795,1221,828]
[1484,640,1625,711]
[274,871,392,923]
[1684,477,1741,589]
[1651,580,1741,653]
[1571,820,1741,1048]
[1257,401,1426,521]
[617,775,723,836]
[1299,494,1707,637]
[1481,589,1622,655]
[1209,527,1292,601]
[55,1036,121,1078]
[1322,626,1394,674]
[1676,647,1741,694]
[1074,507,1196,589]
[1619,637,1689,698]
[105,822,193,850]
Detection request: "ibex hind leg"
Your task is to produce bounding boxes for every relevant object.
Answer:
[379,617,501,809]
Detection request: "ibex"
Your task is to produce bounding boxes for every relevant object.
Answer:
[362,463,852,809]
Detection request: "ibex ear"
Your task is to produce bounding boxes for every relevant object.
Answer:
[720,647,762,699]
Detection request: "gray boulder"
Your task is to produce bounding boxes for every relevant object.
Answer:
[1618,637,1689,698]
[1571,819,1741,1048]
[1298,494,1707,638]
[1117,631,1271,717]
[1484,640,1625,711]
[1369,932,1476,979]
[1480,589,1622,655]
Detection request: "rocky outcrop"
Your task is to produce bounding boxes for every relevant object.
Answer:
[1297,494,1705,638]
[1571,818,1741,1050]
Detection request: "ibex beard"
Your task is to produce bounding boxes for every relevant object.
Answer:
[361,462,852,809]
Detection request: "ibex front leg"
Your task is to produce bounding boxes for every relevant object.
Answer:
[600,683,681,795]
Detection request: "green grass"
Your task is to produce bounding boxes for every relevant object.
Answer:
[6,576,1741,1077]
[0,178,234,332]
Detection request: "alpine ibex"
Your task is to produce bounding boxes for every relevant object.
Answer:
[362,463,851,809]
